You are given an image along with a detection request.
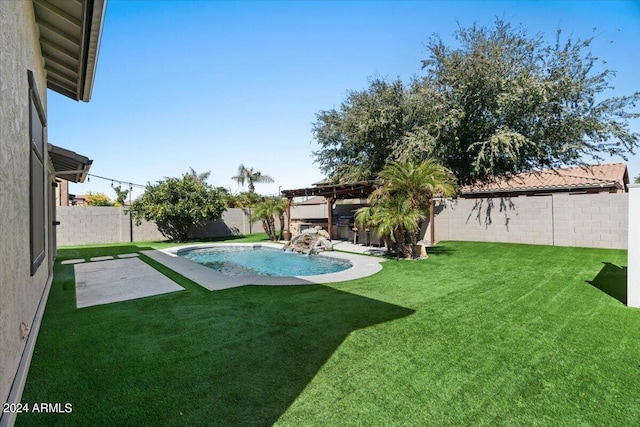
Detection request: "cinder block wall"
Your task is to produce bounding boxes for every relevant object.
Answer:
[552,193,628,249]
[56,207,266,246]
[190,209,264,238]
[57,207,124,245]
[429,192,628,249]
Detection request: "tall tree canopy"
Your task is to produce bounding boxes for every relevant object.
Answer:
[85,192,114,206]
[312,78,422,182]
[313,19,640,185]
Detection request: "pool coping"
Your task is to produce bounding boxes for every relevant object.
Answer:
[140,243,385,291]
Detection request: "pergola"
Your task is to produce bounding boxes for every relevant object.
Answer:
[281,181,376,240]
[280,181,437,244]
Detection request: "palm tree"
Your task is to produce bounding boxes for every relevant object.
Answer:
[272,197,294,240]
[232,164,274,193]
[188,167,211,182]
[371,159,456,212]
[356,159,456,258]
[357,197,426,258]
[253,197,279,241]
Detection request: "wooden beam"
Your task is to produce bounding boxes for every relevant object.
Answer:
[326,197,334,240]
[286,197,292,233]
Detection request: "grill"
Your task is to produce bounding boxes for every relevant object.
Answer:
[336,216,353,226]
[335,216,355,240]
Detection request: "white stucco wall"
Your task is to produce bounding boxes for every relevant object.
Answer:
[627,185,640,308]
[290,203,328,219]
[0,0,51,415]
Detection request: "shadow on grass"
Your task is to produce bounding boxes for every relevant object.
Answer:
[587,262,628,305]
[55,244,156,261]
[426,245,455,257]
[19,245,414,427]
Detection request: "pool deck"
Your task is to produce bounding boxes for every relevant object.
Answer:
[141,242,386,291]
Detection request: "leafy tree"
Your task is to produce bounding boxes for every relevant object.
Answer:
[313,78,420,182]
[232,164,274,193]
[356,159,456,259]
[635,174,640,184]
[85,192,114,206]
[314,19,640,185]
[112,185,130,207]
[131,171,225,241]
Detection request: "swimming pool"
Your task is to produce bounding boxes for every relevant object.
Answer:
[179,246,352,277]
[145,243,385,289]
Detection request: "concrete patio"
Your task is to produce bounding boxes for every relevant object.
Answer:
[74,257,184,308]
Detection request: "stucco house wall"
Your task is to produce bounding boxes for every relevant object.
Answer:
[290,203,328,220]
[0,0,51,414]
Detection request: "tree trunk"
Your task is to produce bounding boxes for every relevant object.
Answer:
[278,214,285,240]
[261,219,270,239]
[268,217,277,241]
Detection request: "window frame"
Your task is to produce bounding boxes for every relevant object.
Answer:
[28,70,47,276]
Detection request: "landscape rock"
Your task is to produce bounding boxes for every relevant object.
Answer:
[283,226,333,255]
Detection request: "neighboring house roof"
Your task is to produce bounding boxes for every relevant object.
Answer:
[33,0,107,101]
[71,195,87,206]
[461,163,629,196]
[297,196,327,205]
[312,178,331,186]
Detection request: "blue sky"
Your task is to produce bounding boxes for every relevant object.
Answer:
[49,0,640,200]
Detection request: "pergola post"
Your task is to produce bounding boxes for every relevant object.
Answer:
[430,198,435,246]
[286,197,293,232]
[326,196,334,240]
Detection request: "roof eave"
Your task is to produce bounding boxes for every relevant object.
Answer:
[48,143,93,183]
[79,0,107,102]
[461,182,619,196]
[34,0,108,102]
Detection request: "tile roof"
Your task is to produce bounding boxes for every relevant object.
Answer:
[461,163,629,195]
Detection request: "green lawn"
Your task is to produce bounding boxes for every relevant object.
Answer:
[17,237,639,426]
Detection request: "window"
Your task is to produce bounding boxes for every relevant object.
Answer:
[28,70,46,276]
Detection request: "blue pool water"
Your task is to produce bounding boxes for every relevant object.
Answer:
[179,246,352,277]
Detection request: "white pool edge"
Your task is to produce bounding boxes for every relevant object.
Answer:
[141,242,385,290]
